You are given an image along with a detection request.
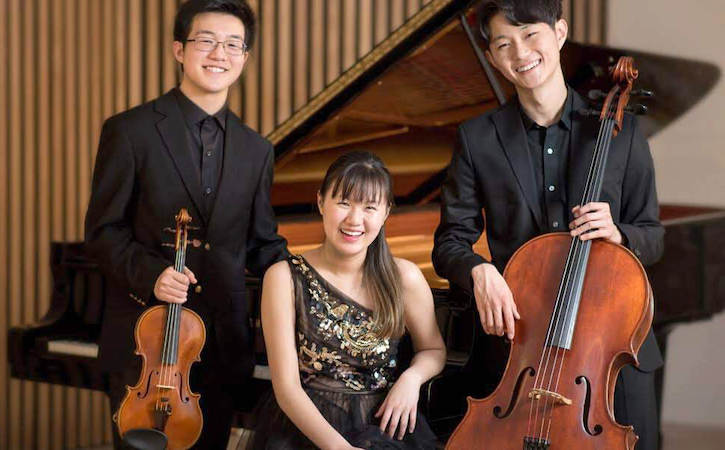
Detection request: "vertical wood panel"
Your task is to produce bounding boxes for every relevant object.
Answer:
[0,0,8,448]
[244,0,260,131]
[277,0,292,124]
[50,3,65,446]
[261,0,275,133]
[115,0,128,113]
[146,0,161,102]
[8,2,23,448]
[22,1,38,448]
[293,0,309,110]
[326,0,341,85]
[36,0,52,445]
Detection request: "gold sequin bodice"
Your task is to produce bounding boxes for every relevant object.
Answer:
[288,255,398,392]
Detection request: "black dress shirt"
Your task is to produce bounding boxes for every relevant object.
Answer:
[520,88,574,232]
[173,88,226,216]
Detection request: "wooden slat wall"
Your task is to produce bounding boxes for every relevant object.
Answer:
[0,1,604,448]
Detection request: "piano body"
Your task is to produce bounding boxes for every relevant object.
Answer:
[8,0,722,439]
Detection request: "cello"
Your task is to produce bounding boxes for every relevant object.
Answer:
[446,57,653,449]
[116,208,206,450]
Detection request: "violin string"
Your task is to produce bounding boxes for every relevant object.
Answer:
[542,105,618,442]
[527,109,611,441]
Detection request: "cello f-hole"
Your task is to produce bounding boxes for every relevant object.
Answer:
[493,367,535,419]
[576,376,603,436]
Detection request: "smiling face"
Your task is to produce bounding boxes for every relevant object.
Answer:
[484,11,567,93]
[317,184,390,259]
[173,12,248,100]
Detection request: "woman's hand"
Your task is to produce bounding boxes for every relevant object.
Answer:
[374,370,422,440]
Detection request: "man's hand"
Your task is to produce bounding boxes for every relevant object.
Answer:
[471,263,520,340]
[153,266,197,304]
[569,202,622,244]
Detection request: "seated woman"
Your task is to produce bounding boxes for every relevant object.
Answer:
[245,151,447,450]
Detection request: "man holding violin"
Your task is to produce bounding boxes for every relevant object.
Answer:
[85,0,287,448]
[433,1,663,448]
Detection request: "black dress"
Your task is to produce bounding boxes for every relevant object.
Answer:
[243,255,437,449]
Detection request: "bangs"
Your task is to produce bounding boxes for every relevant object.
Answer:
[329,163,391,206]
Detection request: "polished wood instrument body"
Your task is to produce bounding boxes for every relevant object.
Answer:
[446,235,652,449]
[447,57,652,449]
[116,209,206,450]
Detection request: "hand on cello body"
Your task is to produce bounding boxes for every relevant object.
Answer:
[471,262,520,340]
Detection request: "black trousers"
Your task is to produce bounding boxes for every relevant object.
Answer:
[614,365,659,450]
[107,328,243,450]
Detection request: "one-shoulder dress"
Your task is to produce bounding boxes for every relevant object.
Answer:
[243,255,437,449]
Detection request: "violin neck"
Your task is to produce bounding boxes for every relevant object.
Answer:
[160,246,187,365]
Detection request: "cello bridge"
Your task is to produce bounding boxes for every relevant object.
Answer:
[528,388,572,406]
[155,384,177,390]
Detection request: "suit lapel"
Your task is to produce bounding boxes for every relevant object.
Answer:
[154,91,207,225]
[566,92,600,215]
[492,101,543,229]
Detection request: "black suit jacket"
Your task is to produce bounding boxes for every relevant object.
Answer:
[85,89,288,377]
[432,90,664,371]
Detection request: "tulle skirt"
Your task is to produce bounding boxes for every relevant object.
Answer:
[242,387,437,449]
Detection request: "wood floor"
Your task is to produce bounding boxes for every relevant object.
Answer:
[82,422,725,449]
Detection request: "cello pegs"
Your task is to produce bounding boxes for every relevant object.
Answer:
[631,89,654,98]
[577,108,600,117]
[587,89,607,100]
[626,104,648,115]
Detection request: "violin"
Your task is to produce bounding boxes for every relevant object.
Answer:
[446,57,653,449]
[116,208,206,450]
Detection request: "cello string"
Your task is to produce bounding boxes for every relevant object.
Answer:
[542,110,618,441]
[527,111,611,439]
[541,110,616,439]
[534,91,618,439]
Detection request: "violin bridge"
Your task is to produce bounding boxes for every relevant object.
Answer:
[528,388,572,406]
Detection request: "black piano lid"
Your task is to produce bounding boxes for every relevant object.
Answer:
[266,0,720,212]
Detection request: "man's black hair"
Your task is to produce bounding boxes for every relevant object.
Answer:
[478,0,562,46]
[174,0,256,48]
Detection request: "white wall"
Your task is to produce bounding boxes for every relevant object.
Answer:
[608,0,725,427]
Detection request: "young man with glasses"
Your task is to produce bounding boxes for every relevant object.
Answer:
[85,1,288,447]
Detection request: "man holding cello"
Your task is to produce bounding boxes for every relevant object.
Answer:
[433,1,663,448]
[84,0,287,448]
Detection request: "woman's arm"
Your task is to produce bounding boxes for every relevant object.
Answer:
[376,259,447,439]
[262,261,361,450]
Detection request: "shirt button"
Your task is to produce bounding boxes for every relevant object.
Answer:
[204,187,212,195]
[547,148,554,155]
[548,185,556,192]
[553,221,559,228]
[206,151,212,157]
[194,285,202,294]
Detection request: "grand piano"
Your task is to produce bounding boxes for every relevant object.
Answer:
[8,0,723,441]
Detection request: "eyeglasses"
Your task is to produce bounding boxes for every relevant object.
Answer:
[186,37,248,56]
